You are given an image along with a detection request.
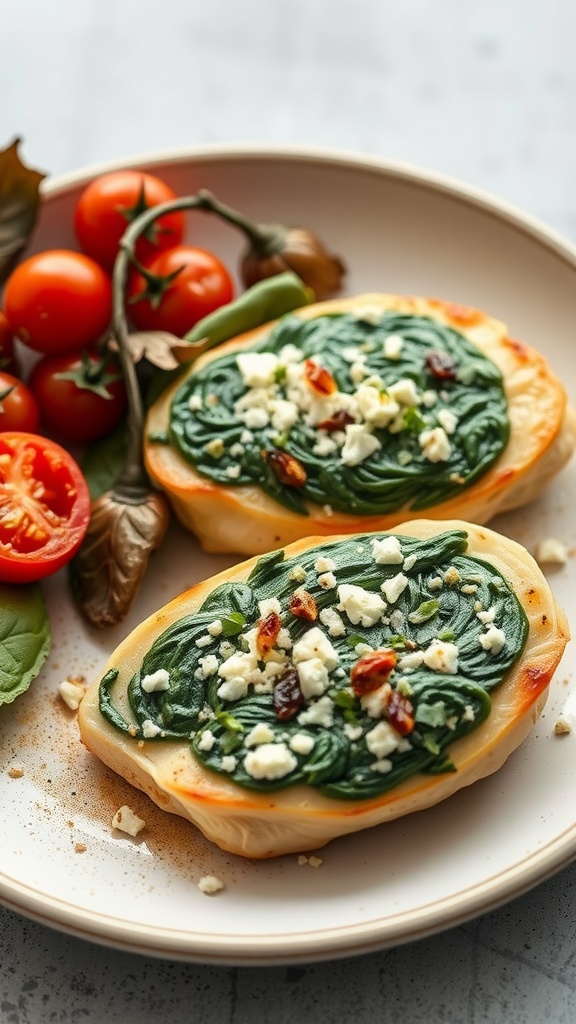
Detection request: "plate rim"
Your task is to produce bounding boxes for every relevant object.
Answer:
[3,142,576,963]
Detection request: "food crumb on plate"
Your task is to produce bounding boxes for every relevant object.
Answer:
[554,717,572,735]
[111,805,146,837]
[8,768,24,779]
[74,842,87,853]
[297,854,324,868]
[198,874,224,895]
[58,676,87,710]
[535,537,568,565]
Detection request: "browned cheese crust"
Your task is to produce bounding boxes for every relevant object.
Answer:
[144,294,576,555]
[78,519,569,858]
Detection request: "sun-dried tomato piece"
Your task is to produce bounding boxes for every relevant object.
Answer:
[289,588,318,621]
[386,689,415,736]
[256,611,282,658]
[273,668,304,720]
[304,359,337,396]
[350,648,397,696]
[317,409,356,432]
[262,448,307,488]
[425,350,459,380]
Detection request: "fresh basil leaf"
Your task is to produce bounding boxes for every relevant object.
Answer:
[0,582,51,707]
[0,137,46,283]
[81,422,128,500]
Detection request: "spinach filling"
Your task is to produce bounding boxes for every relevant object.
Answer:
[99,530,528,801]
[164,310,509,515]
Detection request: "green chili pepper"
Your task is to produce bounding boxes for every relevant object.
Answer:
[183,271,314,349]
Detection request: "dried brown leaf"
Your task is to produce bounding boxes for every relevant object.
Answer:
[0,137,46,283]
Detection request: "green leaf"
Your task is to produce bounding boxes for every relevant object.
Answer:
[81,423,128,500]
[0,582,51,707]
[220,611,246,637]
[0,137,46,284]
[408,598,439,624]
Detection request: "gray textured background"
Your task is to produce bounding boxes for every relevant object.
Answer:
[2,1,576,1021]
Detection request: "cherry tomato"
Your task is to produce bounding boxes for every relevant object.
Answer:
[3,250,112,356]
[0,431,91,583]
[29,351,127,444]
[126,245,234,337]
[0,311,19,374]
[0,372,40,432]
[74,170,186,272]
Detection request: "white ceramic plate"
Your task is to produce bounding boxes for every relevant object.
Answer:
[2,147,576,965]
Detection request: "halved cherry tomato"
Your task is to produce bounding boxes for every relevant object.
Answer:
[3,250,112,356]
[0,372,40,432]
[29,351,127,444]
[0,432,91,583]
[74,170,186,272]
[126,245,234,337]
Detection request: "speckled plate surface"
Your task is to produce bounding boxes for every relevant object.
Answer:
[1,147,576,965]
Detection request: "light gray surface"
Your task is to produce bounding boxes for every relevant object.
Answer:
[2,1,576,1021]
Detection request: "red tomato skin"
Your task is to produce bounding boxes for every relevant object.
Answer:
[29,352,128,444]
[3,250,112,356]
[74,170,186,272]
[0,431,91,583]
[0,372,40,432]
[126,245,234,337]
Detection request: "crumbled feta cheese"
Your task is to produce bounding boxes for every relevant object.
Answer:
[225,464,241,479]
[221,755,238,772]
[361,682,392,719]
[355,384,399,428]
[388,378,420,407]
[383,333,404,359]
[188,394,203,411]
[58,678,86,710]
[245,722,276,747]
[340,424,381,466]
[297,695,335,728]
[198,729,216,751]
[207,619,223,637]
[398,651,425,672]
[397,449,413,466]
[535,537,568,565]
[141,669,170,693]
[269,398,299,432]
[236,351,279,387]
[240,429,254,444]
[288,565,307,583]
[437,408,459,434]
[428,576,444,591]
[423,640,459,674]
[297,657,330,699]
[195,634,214,648]
[366,720,402,759]
[419,426,452,462]
[402,553,417,572]
[112,806,145,837]
[205,438,225,459]
[259,597,282,618]
[199,654,219,678]
[371,759,393,773]
[243,742,297,779]
[479,625,506,654]
[315,555,336,573]
[289,733,316,755]
[371,535,404,565]
[319,606,346,637]
[241,407,270,429]
[380,572,408,604]
[317,571,337,590]
[476,607,496,625]
[421,389,438,407]
[349,361,368,384]
[142,719,163,738]
[292,627,339,670]
[343,722,363,741]
[312,433,338,456]
[444,567,460,585]
[198,874,224,894]
[337,583,386,626]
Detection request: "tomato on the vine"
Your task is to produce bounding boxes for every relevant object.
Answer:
[29,351,128,444]
[3,249,112,356]
[126,245,234,337]
[0,372,40,432]
[0,431,91,583]
[74,170,186,272]
[0,311,19,374]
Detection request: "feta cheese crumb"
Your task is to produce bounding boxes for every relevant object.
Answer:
[383,333,404,359]
[317,571,337,590]
[289,732,316,755]
[297,695,335,728]
[437,408,459,435]
[340,424,381,466]
[141,669,170,693]
[245,722,276,747]
[198,874,224,895]
[199,654,219,678]
[112,806,145,837]
[292,627,339,670]
[58,678,86,710]
[535,537,568,565]
[297,657,330,698]
[315,555,336,573]
[198,729,216,751]
[236,351,279,386]
[380,572,408,604]
[243,742,298,779]
[205,437,225,459]
[319,606,346,637]
[207,619,223,637]
[371,535,403,565]
[365,720,402,758]
[419,426,452,462]
[337,583,386,626]
[288,564,307,583]
[479,625,506,654]
[142,719,163,738]
[221,755,238,772]
[423,639,459,674]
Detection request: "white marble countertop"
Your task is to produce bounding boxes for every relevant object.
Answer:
[2,1,576,1021]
